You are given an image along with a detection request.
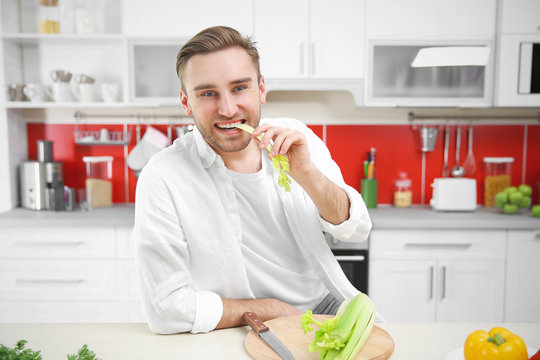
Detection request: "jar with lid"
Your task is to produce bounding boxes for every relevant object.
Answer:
[394,172,412,207]
[483,157,514,207]
[38,0,60,34]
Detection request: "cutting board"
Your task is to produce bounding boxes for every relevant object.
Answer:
[245,314,394,360]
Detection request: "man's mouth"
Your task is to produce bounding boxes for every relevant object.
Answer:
[215,120,245,131]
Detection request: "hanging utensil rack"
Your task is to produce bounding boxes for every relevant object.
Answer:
[408,112,540,125]
[73,111,191,146]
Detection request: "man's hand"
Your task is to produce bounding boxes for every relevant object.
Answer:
[252,124,350,225]
[216,297,301,329]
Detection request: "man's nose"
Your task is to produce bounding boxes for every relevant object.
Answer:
[218,93,238,117]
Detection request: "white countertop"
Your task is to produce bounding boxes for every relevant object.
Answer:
[1,204,538,230]
[0,322,538,360]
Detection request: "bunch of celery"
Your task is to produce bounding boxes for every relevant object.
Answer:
[301,293,375,360]
[235,123,291,192]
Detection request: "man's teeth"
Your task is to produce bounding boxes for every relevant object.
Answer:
[216,121,243,129]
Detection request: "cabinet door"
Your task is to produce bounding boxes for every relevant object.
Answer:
[369,259,436,322]
[366,0,496,39]
[505,230,540,322]
[310,0,365,78]
[125,0,253,37]
[254,0,309,78]
[500,0,540,34]
[436,260,504,322]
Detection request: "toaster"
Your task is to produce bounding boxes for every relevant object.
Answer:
[430,178,477,211]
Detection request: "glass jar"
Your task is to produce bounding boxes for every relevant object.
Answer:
[83,156,113,208]
[483,157,514,207]
[38,0,60,34]
[394,172,412,207]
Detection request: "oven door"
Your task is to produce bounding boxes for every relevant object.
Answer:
[332,249,369,294]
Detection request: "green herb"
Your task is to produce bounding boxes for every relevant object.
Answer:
[0,339,42,360]
[66,345,101,360]
[301,293,375,360]
[235,123,291,192]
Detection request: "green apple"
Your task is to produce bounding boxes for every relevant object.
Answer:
[518,184,533,197]
[505,186,518,194]
[519,196,531,209]
[503,203,519,214]
[532,205,540,218]
[495,192,508,208]
[509,191,523,205]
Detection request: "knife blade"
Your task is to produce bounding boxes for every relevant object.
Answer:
[244,312,294,360]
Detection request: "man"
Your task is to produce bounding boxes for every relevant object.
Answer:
[132,26,372,334]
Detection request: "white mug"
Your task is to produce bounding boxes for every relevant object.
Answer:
[23,83,45,102]
[46,83,73,102]
[72,83,96,102]
[100,83,119,103]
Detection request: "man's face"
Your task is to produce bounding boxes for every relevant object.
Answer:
[180,46,266,155]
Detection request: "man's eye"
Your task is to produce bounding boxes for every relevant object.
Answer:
[201,91,215,97]
[233,85,247,92]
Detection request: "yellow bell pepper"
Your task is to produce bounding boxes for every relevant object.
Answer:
[464,327,528,360]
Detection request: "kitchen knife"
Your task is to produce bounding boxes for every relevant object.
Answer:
[243,312,294,360]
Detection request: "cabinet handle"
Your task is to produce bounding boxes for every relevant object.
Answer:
[300,42,305,75]
[16,278,85,284]
[405,243,472,249]
[16,241,85,246]
[334,255,365,262]
[534,231,540,240]
[311,43,315,76]
[429,265,434,300]
[441,266,447,300]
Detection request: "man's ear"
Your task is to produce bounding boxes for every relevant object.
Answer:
[180,89,192,116]
[259,76,267,105]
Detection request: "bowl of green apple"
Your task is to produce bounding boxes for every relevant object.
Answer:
[494,184,538,215]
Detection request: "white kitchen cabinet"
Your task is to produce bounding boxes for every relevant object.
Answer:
[0,225,144,323]
[255,0,364,79]
[505,230,540,322]
[500,0,540,34]
[366,0,497,40]
[124,0,253,37]
[369,229,506,322]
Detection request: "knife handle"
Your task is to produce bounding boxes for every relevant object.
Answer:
[243,312,269,333]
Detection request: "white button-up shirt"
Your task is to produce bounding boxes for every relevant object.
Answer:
[132,118,372,334]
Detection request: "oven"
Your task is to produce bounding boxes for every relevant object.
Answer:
[326,235,369,294]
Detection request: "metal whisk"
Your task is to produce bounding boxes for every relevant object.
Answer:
[463,124,476,175]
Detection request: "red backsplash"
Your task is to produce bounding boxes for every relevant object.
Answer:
[26,122,540,205]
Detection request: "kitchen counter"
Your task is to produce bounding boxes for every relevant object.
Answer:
[0,204,538,230]
[0,322,538,360]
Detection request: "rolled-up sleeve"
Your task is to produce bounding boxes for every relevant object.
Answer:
[133,165,223,334]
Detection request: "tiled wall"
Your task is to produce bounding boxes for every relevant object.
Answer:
[27,122,540,205]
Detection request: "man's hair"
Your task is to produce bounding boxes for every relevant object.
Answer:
[176,26,261,91]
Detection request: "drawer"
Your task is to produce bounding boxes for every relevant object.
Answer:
[117,259,140,301]
[370,229,506,260]
[0,259,117,301]
[0,227,116,259]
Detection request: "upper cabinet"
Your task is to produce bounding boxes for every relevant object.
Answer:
[124,0,253,37]
[254,0,365,105]
[364,0,496,107]
[495,0,540,107]
[366,0,496,40]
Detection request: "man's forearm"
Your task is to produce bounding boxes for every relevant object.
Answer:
[294,166,350,225]
[216,297,301,329]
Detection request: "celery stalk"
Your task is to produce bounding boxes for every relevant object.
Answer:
[235,123,291,192]
[335,299,375,360]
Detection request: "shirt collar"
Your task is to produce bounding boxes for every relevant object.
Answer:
[193,126,219,168]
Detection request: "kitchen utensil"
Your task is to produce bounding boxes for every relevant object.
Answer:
[451,126,465,177]
[46,83,73,102]
[463,125,476,175]
[244,312,294,360]
[71,83,96,102]
[50,69,72,83]
[100,83,119,102]
[23,83,45,102]
[420,125,438,152]
[75,74,95,84]
[442,125,450,177]
[245,314,394,360]
[7,84,27,101]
